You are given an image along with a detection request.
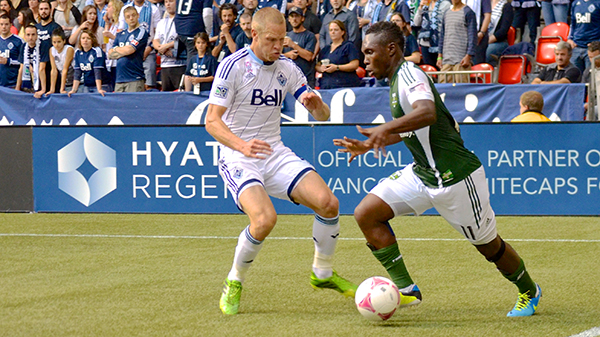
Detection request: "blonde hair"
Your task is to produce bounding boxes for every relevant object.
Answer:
[251,7,285,35]
[109,0,123,23]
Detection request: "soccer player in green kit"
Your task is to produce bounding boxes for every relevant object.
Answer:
[333,21,541,317]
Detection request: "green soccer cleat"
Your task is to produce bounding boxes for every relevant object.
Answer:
[310,271,358,298]
[399,284,422,308]
[507,284,541,317]
[219,279,242,315]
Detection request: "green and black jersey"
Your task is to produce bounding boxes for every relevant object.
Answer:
[389,61,481,188]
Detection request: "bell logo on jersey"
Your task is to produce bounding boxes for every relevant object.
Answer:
[575,12,591,23]
[0,49,8,58]
[80,63,92,71]
[250,89,284,106]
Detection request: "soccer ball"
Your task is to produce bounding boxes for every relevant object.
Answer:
[355,276,401,321]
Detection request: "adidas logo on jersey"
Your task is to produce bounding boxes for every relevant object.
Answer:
[251,89,284,106]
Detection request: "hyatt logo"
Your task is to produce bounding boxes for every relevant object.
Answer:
[57,133,117,206]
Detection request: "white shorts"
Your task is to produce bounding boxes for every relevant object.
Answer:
[218,142,315,210]
[370,164,497,245]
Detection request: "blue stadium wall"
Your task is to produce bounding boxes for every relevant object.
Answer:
[0,84,598,215]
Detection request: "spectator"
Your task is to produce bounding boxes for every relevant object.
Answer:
[414,0,451,68]
[16,8,36,39]
[568,0,600,74]
[540,0,569,25]
[0,13,23,88]
[510,0,540,43]
[109,6,148,92]
[47,27,74,94]
[581,41,600,83]
[35,0,61,94]
[69,29,107,94]
[102,0,121,90]
[531,41,581,84]
[174,0,212,62]
[485,0,513,66]
[511,90,551,122]
[320,0,359,49]
[53,0,82,39]
[257,0,287,14]
[284,6,317,86]
[29,0,40,22]
[234,12,252,51]
[391,12,421,63]
[153,0,185,91]
[317,0,332,20]
[118,0,161,90]
[464,0,491,65]
[316,19,360,88]
[92,0,108,28]
[438,0,476,83]
[371,0,410,27]
[211,3,242,61]
[184,31,216,92]
[347,0,376,42]
[211,0,234,39]
[69,5,103,47]
[238,0,259,19]
[0,0,17,26]
[288,0,321,35]
[7,0,28,12]
[16,24,42,94]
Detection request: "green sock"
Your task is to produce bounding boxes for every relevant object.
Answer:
[503,259,537,296]
[371,242,414,289]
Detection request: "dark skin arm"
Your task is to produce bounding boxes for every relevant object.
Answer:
[334,99,437,161]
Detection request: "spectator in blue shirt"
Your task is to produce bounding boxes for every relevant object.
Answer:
[69,29,107,95]
[284,6,317,86]
[316,19,361,88]
[234,12,252,51]
[0,13,23,88]
[185,31,217,92]
[174,0,213,61]
[36,0,62,96]
[16,24,41,93]
[568,0,600,73]
[211,3,242,61]
[391,12,421,64]
[108,6,148,92]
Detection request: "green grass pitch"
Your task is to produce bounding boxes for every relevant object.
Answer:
[1,214,599,336]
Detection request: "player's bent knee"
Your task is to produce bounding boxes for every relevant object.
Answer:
[313,193,339,218]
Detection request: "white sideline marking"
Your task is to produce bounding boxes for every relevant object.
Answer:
[0,233,599,242]
[570,327,600,337]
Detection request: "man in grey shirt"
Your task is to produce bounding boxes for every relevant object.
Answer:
[319,0,359,49]
[437,0,477,83]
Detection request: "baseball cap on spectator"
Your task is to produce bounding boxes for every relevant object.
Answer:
[288,6,304,16]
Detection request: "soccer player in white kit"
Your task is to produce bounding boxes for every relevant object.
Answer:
[205,7,357,315]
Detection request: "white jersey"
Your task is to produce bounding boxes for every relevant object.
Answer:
[207,47,310,152]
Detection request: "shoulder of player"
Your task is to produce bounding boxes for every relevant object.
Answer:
[397,62,426,87]
[216,48,250,79]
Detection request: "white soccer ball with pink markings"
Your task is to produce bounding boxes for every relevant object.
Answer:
[355,276,401,321]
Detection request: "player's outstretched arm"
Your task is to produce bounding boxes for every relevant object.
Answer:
[300,91,330,121]
[363,100,436,157]
[333,135,371,163]
[206,104,273,159]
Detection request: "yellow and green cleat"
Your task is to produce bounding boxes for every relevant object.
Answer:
[310,271,358,298]
[219,279,242,315]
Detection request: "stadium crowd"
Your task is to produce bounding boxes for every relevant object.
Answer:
[1,0,599,97]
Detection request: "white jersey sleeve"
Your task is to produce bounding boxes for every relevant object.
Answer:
[398,62,435,106]
[207,52,243,108]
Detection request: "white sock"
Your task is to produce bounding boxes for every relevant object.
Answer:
[312,214,340,279]
[227,225,263,283]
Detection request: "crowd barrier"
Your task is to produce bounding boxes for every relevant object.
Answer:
[0,83,586,125]
[1,123,599,215]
